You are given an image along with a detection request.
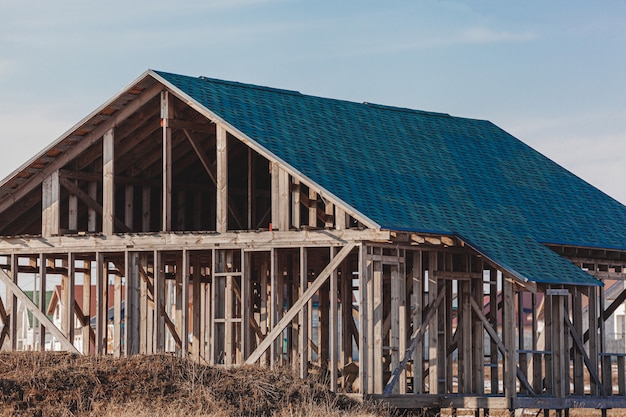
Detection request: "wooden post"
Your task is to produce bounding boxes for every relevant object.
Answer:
[366,250,375,393]
[125,185,134,230]
[95,252,105,355]
[373,259,383,394]
[572,288,584,394]
[103,129,115,235]
[324,201,334,229]
[142,187,151,232]
[503,277,517,402]
[88,182,98,232]
[113,257,122,358]
[68,181,78,231]
[412,250,423,394]
[42,170,60,237]
[428,251,439,394]
[299,247,308,379]
[461,279,473,393]
[82,259,92,355]
[472,266,485,394]
[154,250,165,352]
[330,247,338,392]
[181,249,189,356]
[292,179,301,229]
[308,189,317,228]
[390,263,402,394]
[192,253,201,361]
[588,286,599,395]
[161,91,172,232]
[358,244,369,394]
[126,252,140,356]
[67,253,75,349]
[278,168,290,231]
[216,125,228,233]
[242,250,250,360]
[39,254,48,351]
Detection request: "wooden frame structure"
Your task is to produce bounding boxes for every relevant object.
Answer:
[1,71,626,412]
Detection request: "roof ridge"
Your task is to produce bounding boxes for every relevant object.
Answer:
[198,76,302,96]
[362,101,451,118]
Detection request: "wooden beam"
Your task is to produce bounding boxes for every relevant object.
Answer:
[162,91,172,232]
[102,129,115,235]
[216,125,228,233]
[245,243,356,365]
[0,267,79,353]
[42,170,60,237]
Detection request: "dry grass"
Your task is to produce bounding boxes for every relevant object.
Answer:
[0,352,392,417]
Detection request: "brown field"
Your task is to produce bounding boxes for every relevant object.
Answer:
[2,352,626,416]
[0,352,391,417]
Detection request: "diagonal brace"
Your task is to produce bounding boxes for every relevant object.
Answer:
[245,243,356,365]
[0,268,79,353]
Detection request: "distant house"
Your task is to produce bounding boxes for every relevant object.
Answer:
[15,290,53,351]
[46,285,119,352]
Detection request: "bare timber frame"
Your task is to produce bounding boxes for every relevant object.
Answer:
[2,70,626,413]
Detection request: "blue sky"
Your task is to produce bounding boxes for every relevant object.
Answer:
[1,0,625,204]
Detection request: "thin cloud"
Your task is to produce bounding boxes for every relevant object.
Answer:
[348,26,537,57]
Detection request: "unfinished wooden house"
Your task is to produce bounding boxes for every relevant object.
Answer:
[1,70,626,412]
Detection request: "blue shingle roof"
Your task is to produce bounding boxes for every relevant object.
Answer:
[154,70,626,286]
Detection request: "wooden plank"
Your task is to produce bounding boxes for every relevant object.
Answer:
[412,250,424,394]
[373,260,383,394]
[68,181,78,231]
[335,207,346,231]
[572,288,584,394]
[472,266,485,394]
[68,253,76,348]
[142,187,151,232]
[192,254,201,360]
[154,250,165,352]
[325,201,334,229]
[95,252,105,355]
[588,286,599,395]
[461,280,472,393]
[0,229,391,253]
[271,163,280,230]
[125,185,134,229]
[81,259,91,351]
[503,277,516,400]
[245,243,356,365]
[292,179,301,229]
[181,250,189,356]
[0,267,79,353]
[42,170,60,237]
[358,244,369,394]
[216,125,228,233]
[299,247,308,379]
[39,254,48,351]
[278,168,290,231]
[162,91,172,232]
[113,258,122,358]
[308,189,317,228]
[242,250,250,360]
[125,252,140,355]
[103,129,115,235]
[88,179,98,232]
[428,251,439,394]
[390,264,401,394]
[330,248,338,392]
